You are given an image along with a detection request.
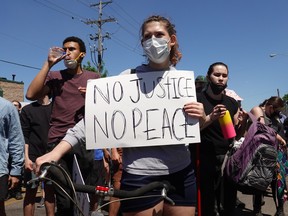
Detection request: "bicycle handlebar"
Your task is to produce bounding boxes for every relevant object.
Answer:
[72,180,173,198]
[28,161,176,216]
[113,181,173,198]
[29,162,175,200]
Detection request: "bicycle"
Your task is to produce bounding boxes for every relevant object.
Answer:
[28,161,175,216]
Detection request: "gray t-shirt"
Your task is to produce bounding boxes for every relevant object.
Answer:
[64,65,191,176]
[120,65,191,175]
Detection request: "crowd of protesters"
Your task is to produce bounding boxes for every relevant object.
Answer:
[1,14,288,216]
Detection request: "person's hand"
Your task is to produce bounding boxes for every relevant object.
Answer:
[183,101,205,118]
[8,176,20,190]
[209,104,226,121]
[47,47,67,67]
[78,86,86,97]
[183,101,206,126]
[237,108,248,124]
[103,158,110,182]
[111,148,122,164]
[277,134,286,146]
[103,149,111,161]
[25,158,34,171]
[34,152,56,175]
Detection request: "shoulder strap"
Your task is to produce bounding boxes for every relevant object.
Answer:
[130,69,136,74]
[271,179,278,208]
[247,112,257,123]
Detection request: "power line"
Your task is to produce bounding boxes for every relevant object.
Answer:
[34,0,142,58]
[0,32,46,51]
[22,0,144,69]
[107,2,139,32]
[0,59,41,70]
[76,0,93,9]
[110,36,143,56]
[33,0,86,22]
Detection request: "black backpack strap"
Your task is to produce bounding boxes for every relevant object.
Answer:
[130,69,136,74]
[271,177,278,208]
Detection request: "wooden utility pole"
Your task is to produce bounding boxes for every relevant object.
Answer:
[85,0,116,73]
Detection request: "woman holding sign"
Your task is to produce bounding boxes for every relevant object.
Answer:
[117,15,204,216]
[35,15,205,216]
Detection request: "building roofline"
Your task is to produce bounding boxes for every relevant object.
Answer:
[0,77,24,84]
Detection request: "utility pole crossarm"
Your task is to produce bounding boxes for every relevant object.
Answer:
[84,17,116,26]
[90,1,112,7]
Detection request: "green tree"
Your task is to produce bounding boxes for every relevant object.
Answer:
[282,94,288,116]
[83,61,108,78]
[282,93,288,103]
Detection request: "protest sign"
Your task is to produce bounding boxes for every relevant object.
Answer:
[73,155,90,216]
[85,70,200,149]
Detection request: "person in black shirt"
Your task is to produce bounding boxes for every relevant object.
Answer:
[21,95,52,216]
[195,62,246,216]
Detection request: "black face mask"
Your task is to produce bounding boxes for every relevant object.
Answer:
[209,82,227,95]
[270,111,280,119]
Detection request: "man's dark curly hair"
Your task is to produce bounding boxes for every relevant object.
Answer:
[63,36,86,53]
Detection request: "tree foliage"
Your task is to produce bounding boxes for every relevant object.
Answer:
[282,94,288,103]
[83,61,108,78]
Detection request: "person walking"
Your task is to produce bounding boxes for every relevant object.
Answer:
[0,97,24,216]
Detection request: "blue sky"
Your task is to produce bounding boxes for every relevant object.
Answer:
[1,0,288,111]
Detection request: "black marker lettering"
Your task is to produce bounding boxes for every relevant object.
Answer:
[132,108,142,139]
[94,84,110,104]
[112,81,124,102]
[144,109,160,140]
[129,78,142,103]
[111,110,126,140]
[93,113,108,143]
[162,108,173,139]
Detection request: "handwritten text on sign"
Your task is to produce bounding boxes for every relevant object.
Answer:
[85,70,200,149]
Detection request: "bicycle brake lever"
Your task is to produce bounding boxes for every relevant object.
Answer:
[161,188,175,205]
[27,178,39,185]
[27,165,51,185]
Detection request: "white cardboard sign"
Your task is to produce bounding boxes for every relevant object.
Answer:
[85,70,200,149]
[72,155,90,216]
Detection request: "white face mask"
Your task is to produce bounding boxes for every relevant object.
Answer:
[64,53,83,69]
[142,37,170,64]
[64,59,78,69]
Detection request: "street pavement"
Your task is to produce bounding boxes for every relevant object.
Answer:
[234,188,288,216]
[4,188,288,216]
[5,189,46,216]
